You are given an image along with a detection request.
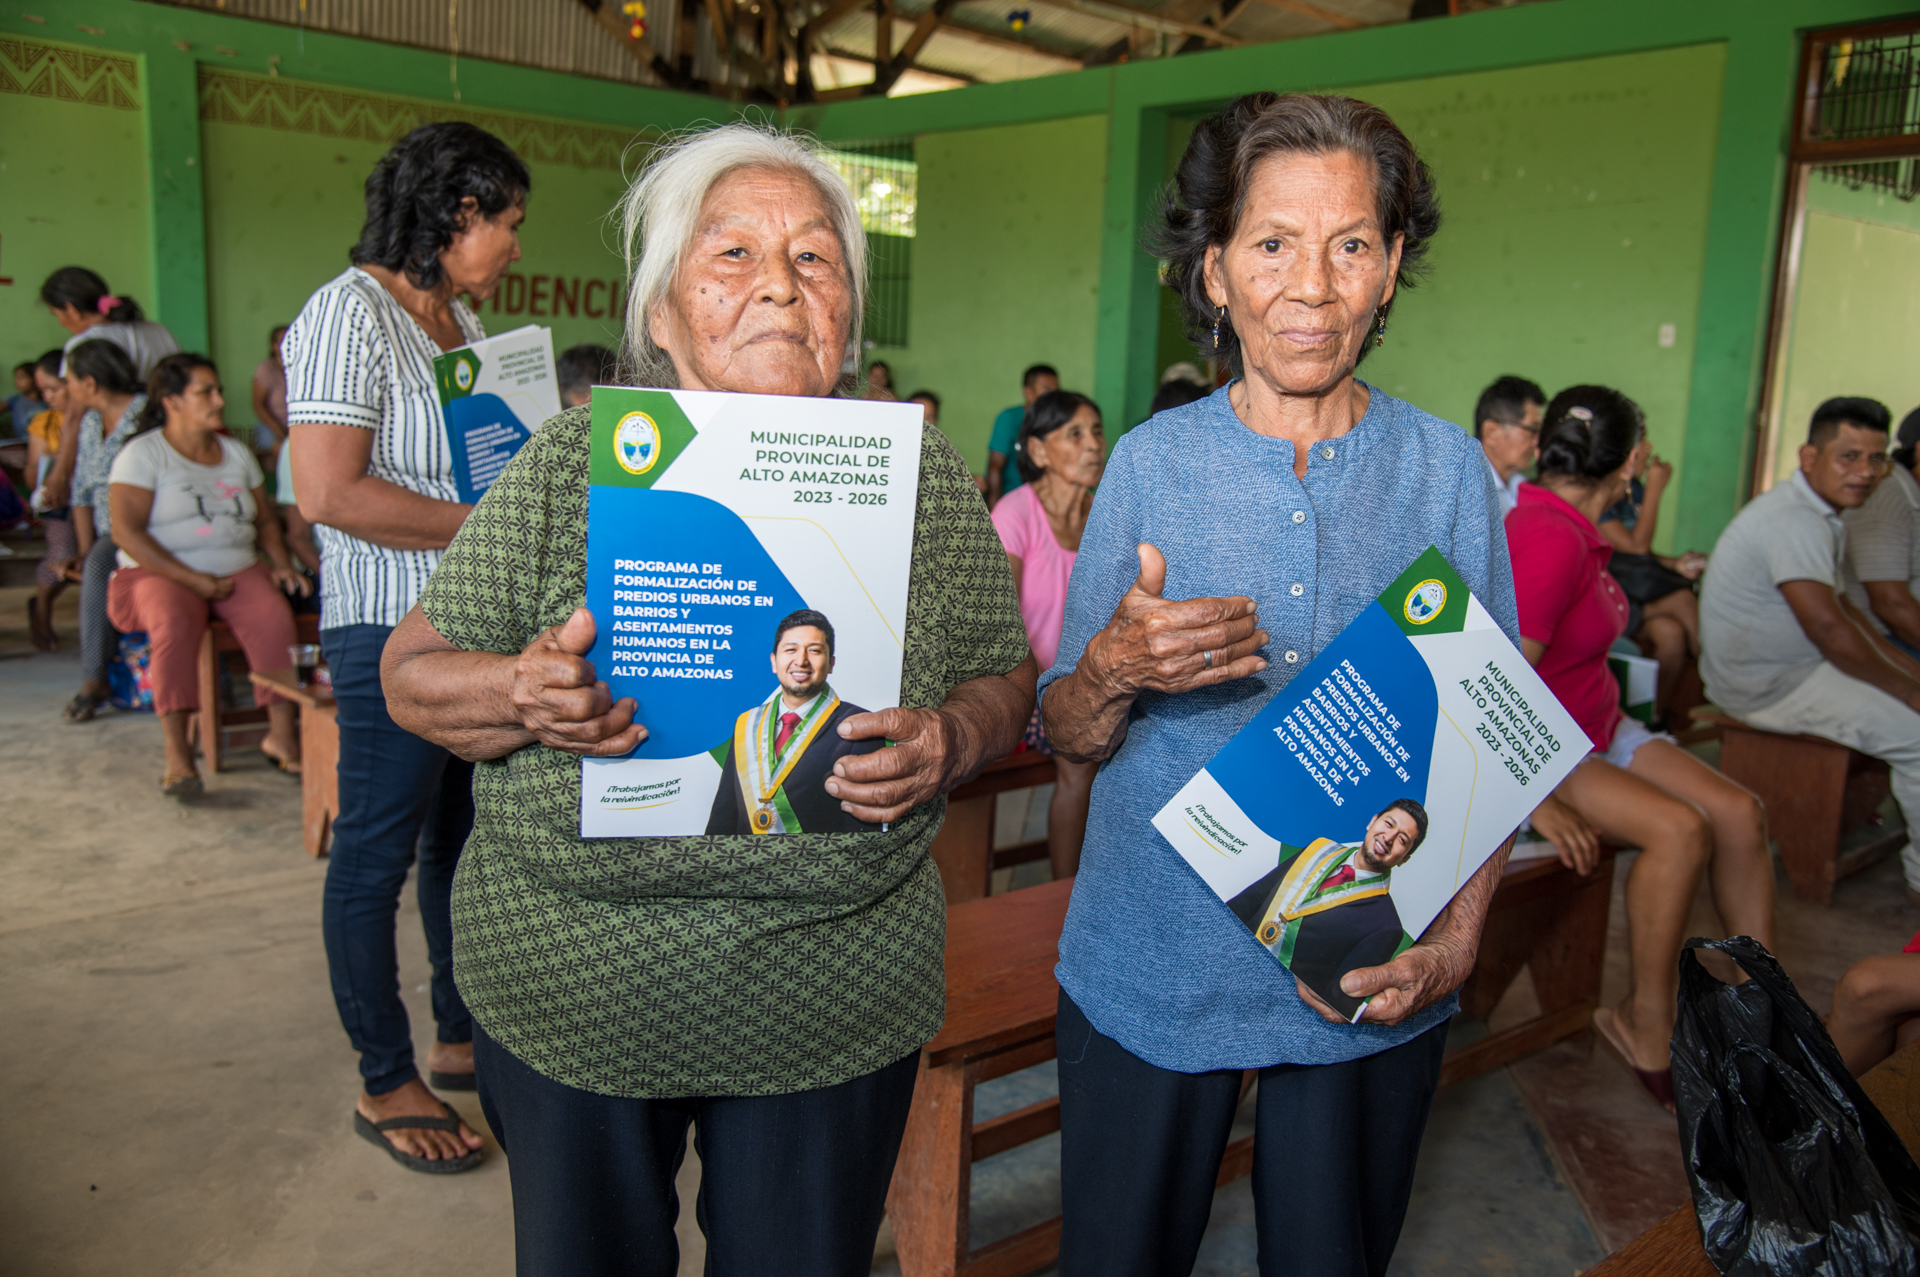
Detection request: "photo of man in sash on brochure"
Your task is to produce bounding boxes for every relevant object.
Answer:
[705,609,883,835]
[1228,799,1428,1021]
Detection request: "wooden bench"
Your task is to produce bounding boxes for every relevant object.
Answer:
[196,614,320,772]
[885,850,1616,1277]
[248,668,338,857]
[926,752,1059,904]
[1690,708,1905,904]
[1446,847,1618,1084]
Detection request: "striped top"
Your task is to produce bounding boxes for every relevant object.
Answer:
[283,267,485,629]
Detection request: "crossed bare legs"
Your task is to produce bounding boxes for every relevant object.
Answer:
[1548,738,1775,1073]
[356,1042,484,1161]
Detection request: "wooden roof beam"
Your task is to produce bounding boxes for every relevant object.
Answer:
[1241,0,1363,28]
[927,16,1087,65]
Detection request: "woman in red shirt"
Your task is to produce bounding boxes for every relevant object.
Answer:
[1509,385,1773,1111]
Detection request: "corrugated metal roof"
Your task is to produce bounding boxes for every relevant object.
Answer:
[140,0,1474,102]
[139,0,669,85]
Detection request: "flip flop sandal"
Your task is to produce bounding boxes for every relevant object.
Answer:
[353,1107,483,1174]
[428,1070,478,1092]
[1593,1006,1675,1113]
[160,774,204,801]
[261,746,303,776]
[62,691,107,723]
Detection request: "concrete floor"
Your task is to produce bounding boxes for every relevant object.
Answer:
[2,576,1913,1276]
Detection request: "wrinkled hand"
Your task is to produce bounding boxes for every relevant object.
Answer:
[826,706,957,824]
[1297,936,1478,1026]
[271,564,313,597]
[1083,544,1269,698]
[509,607,646,757]
[1530,792,1602,875]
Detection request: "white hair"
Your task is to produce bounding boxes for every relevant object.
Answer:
[617,122,867,389]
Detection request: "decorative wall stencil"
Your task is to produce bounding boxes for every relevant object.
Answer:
[0,36,141,109]
[198,68,645,172]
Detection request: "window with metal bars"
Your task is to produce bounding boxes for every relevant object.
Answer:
[821,139,915,348]
[1811,29,1920,201]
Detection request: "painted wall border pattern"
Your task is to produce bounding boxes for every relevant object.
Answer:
[198,68,646,172]
[0,34,139,109]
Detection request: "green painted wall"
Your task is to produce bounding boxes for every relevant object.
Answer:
[201,94,637,426]
[1768,207,1920,484]
[1352,44,1727,554]
[866,114,1108,474]
[0,36,154,375]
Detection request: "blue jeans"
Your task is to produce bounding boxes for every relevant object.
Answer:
[320,623,474,1096]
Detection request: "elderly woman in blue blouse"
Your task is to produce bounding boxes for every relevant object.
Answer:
[1039,93,1519,1277]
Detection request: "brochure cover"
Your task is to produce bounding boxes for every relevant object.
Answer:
[579,386,924,838]
[1609,650,1659,724]
[1151,547,1586,1022]
[433,324,561,503]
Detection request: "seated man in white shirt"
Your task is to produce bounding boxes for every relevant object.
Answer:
[1847,406,1920,662]
[1699,396,1920,901]
[1474,374,1544,514]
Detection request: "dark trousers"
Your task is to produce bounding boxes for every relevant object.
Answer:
[320,623,474,1096]
[79,533,119,684]
[474,1025,921,1277]
[1056,990,1448,1277]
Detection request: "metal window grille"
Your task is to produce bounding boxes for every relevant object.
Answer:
[822,139,915,348]
[1808,28,1920,201]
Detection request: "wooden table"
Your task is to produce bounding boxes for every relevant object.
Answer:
[249,668,338,857]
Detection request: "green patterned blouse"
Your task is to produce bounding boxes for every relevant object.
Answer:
[418,406,1030,1098]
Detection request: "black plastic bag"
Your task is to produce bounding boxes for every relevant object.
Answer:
[1671,935,1920,1276]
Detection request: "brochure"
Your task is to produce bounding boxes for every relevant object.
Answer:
[433,324,561,503]
[1150,547,1586,1022]
[579,386,924,838]
[1609,650,1659,724]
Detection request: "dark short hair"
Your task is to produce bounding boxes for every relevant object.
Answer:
[1474,375,1545,438]
[1809,396,1892,449]
[1536,385,1643,483]
[1021,364,1058,389]
[350,122,530,292]
[39,266,143,324]
[772,608,835,656]
[907,389,940,410]
[1016,390,1102,483]
[1149,378,1208,417]
[1895,406,1920,470]
[1377,798,1429,855]
[13,361,35,375]
[63,339,142,396]
[557,344,618,402]
[135,352,220,435]
[34,348,66,380]
[1153,92,1441,379]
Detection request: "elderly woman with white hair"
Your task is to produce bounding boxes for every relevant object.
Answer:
[382,123,1034,1275]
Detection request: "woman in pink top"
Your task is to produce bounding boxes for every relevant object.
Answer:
[1511,385,1772,1112]
[992,390,1104,877]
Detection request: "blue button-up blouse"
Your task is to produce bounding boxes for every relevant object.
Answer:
[1038,382,1520,1071]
